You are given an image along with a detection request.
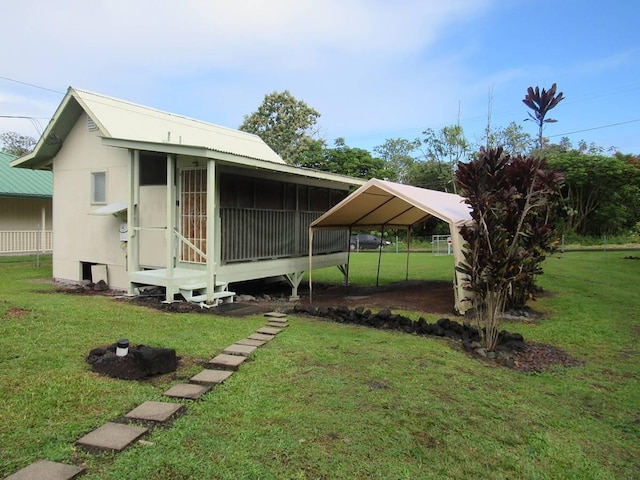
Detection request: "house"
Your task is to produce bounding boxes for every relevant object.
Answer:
[12,87,365,303]
[0,151,52,254]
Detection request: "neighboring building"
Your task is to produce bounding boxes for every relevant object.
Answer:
[0,151,52,254]
[12,87,364,302]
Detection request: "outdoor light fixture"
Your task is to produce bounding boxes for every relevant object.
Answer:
[116,338,129,357]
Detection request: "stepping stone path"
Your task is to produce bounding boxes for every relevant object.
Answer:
[164,383,211,400]
[224,343,258,356]
[76,422,148,453]
[8,311,289,478]
[125,401,185,423]
[248,332,276,342]
[208,353,247,370]
[189,368,234,385]
[257,326,283,335]
[235,338,266,347]
[5,459,85,480]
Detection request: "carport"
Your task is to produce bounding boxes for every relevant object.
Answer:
[308,178,474,314]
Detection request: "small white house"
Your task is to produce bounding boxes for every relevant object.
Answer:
[0,151,52,254]
[13,87,364,303]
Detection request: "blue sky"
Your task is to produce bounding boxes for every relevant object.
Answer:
[1,0,638,155]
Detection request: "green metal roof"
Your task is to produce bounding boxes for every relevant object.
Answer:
[0,151,52,198]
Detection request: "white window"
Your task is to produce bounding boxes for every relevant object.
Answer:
[92,171,106,204]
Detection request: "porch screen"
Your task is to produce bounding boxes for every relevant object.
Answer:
[181,169,207,263]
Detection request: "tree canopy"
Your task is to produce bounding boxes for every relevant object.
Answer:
[546,150,640,235]
[239,90,322,165]
[0,131,36,157]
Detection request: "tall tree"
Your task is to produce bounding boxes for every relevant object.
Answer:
[0,131,36,156]
[456,147,563,350]
[300,138,390,179]
[522,83,565,150]
[546,150,640,235]
[239,90,322,165]
[487,122,535,157]
[373,137,420,183]
[420,125,469,193]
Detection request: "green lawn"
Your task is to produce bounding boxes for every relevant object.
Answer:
[0,252,638,479]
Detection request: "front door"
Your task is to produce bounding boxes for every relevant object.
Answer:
[180,168,207,263]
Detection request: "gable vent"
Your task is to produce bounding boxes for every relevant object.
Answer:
[87,116,98,131]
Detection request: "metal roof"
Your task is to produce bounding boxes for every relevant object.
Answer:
[0,151,52,198]
[12,86,286,170]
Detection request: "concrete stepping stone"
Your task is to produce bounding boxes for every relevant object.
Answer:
[190,368,234,385]
[235,338,266,347]
[125,401,184,423]
[267,321,288,328]
[265,311,288,318]
[207,353,247,370]
[224,343,257,356]
[6,459,85,480]
[257,326,282,335]
[248,333,275,342]
[76,422,147,453]
[164,383,211,400]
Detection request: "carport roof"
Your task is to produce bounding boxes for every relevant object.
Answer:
[310,178,472,230]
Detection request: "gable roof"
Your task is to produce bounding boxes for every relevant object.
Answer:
[310,178,472,230]
[0,151,52,198]
[12,86,285,170]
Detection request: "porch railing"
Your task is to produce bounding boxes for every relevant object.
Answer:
[0,230,53,254]
[221,208,347,263]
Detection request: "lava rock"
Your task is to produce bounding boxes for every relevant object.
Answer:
[130,345,177,375]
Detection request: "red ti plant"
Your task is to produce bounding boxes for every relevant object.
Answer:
[523,83,565,150]
[456,147,563,350]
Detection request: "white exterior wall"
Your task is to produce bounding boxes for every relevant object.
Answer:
[0,197,52,230]
[52,112,130,288]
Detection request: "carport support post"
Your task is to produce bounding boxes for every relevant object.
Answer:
[345,227,352,286]
[376,225,384,287]
[405,226,411,281]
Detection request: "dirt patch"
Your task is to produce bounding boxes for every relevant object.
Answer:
[300,280,457,315]
[5,307,30,319]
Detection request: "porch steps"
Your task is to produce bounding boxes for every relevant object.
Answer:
[179,281,235,306]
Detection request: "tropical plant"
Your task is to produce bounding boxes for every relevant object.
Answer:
[522,83,565,150]
[456,147,563,350]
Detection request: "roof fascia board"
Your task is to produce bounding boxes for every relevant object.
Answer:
[102,137,365,188]
[11,87,78,170]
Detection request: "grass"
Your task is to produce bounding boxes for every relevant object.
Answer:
[0,252,638,479]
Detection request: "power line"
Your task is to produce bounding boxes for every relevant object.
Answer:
[548,118,640,138]
[0,76,64,95]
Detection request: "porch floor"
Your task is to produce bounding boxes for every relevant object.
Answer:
[129,268,208,290]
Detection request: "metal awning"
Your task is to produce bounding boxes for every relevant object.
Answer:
[89,202,127,216]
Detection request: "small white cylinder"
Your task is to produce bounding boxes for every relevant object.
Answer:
[116,338,129,357]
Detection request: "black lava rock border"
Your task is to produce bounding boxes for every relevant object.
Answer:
[292,304,526,358]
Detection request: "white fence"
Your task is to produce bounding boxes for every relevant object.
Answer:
[0,230,53,254]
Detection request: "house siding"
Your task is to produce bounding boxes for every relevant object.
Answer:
[0,197,52,231]
[52,112,129,287]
